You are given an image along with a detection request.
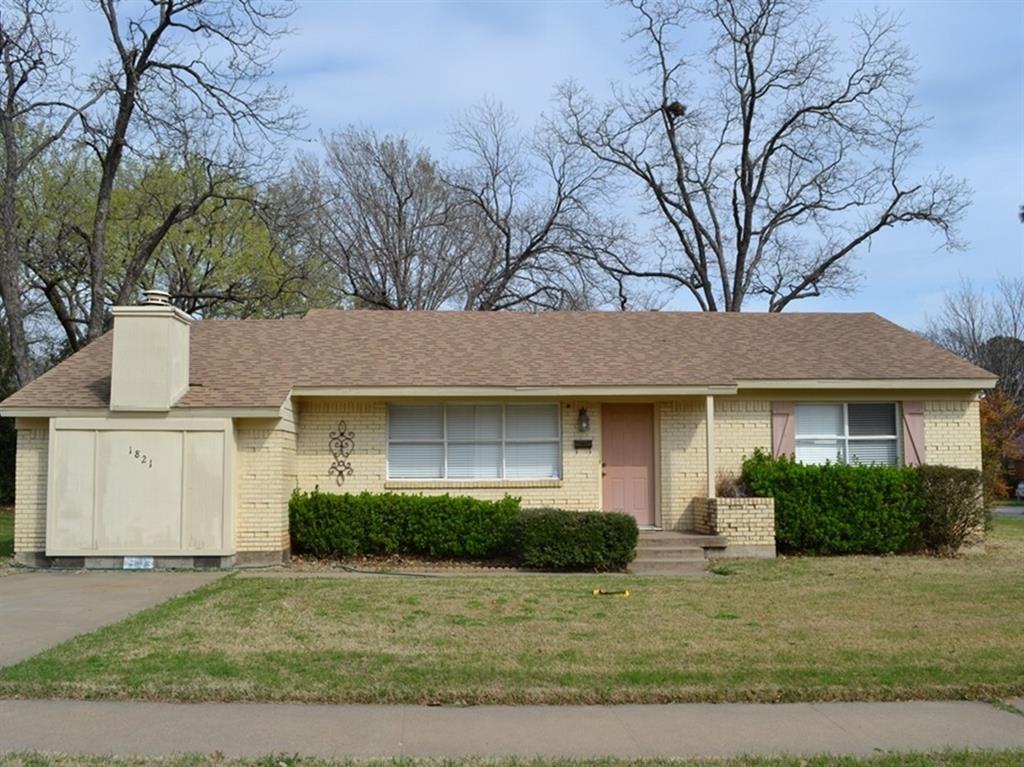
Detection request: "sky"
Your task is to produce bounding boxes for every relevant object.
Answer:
[62,0,1023,330]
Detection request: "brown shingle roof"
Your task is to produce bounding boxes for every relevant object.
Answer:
[1,310,995,411]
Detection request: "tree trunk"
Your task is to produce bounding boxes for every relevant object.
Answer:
[0,118,35,385]
[86,78,138,341]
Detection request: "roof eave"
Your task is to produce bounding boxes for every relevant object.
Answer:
[734,377,998,390]
[0,405,285,419]
[290,384,739,398]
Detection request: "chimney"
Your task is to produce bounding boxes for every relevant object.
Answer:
[109,289,194,411]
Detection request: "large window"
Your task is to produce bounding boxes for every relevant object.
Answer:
[794,403,900,466]
[387,403,561,480]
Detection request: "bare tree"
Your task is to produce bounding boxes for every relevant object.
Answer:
[555,0,970,311]
[78,0,300,340]
[448,101,617,311]
[298,107,623,312]
[0,0,100,384]
[926,276,1024,403]
[297,128,471,310]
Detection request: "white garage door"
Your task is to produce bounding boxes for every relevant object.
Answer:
[47,418,234,556]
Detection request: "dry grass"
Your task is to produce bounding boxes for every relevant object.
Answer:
[1,519,1023,705]
[1,752,1024,767]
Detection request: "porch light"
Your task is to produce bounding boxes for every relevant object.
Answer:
[578,408,590,433]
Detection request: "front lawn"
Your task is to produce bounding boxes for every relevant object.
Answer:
[2,519,1023,705]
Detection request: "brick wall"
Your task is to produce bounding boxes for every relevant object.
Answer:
[234,422,296,553]
[13,421,48,554]
[238,394,983,550]
[694,496,775,546]
[294,399,603,510]
[658,399,705,530]
[8,392,982,561]
[924,398,982,471]
[715,398,772,478]
[658,397,772,530]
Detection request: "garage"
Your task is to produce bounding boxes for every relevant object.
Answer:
[47,418,234,558]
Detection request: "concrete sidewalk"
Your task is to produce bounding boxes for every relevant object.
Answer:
[994,505,1024,517]
[1,699,1022,758]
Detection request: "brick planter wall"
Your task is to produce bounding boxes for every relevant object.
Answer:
[694,496,776,558]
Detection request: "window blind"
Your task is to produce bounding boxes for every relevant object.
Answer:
[387,403,560,480]
[794,403,899,467]
[795,404,844,436]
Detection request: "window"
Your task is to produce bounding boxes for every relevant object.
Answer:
[387,403,561,480]
[794,403,900,466]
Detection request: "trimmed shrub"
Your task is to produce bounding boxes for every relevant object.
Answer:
[741,450,924,555]
[289,491,638,571]
[289,490,520,559]
[289,488,366,557]
[512,508,638,571]
[917,464,987,554]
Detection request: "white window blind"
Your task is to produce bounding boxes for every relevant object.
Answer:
[794,403,899,467]
[387,405,445,478]
[388,443,444,478]
[387,403,560,480]
[795,404,844,437]
[388,405,443,440]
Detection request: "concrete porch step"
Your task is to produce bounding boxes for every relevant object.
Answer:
[632,530,727,573]
[632,545,707,562]
[629,557,709,575]
[638,530,728,548]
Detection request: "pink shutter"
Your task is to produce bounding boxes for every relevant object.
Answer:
[902,401,926,466]
[771,401,795,458]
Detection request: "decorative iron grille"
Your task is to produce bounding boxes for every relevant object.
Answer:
[328,419,355,485]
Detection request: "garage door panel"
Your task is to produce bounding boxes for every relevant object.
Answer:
[50,430,96,551]
[183,431,225,551]
[95,430,184,551]
[48,418,232,556]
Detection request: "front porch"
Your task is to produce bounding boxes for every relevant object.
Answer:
[602,395,776,556]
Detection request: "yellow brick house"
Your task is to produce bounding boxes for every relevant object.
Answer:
[0,292,995,568]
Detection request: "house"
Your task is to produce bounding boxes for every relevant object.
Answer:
[0,291,996,568]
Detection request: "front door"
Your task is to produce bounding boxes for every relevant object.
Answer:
[602,403,655,526]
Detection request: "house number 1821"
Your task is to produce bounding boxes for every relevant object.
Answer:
[127,446,153,468]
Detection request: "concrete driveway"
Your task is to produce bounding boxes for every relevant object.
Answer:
[0,570,223,667]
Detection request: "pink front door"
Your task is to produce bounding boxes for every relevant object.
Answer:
[602,403,655,526]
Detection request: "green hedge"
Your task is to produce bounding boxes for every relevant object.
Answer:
[289,491,638,571]
[917,464,988,554]
[289,490,520,559]
[513,508,638,571]
[741,450,985,555]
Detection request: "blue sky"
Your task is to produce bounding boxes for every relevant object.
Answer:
[64,0,1023,329]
